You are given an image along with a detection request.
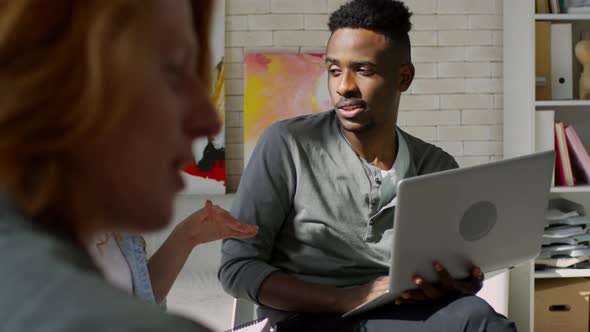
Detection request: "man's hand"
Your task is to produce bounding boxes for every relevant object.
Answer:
[394,262,484,305]
[177,200,258,247]
[328,262,484,313]
[337,276,391,313]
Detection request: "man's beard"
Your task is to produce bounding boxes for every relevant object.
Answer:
[340,118,376,133]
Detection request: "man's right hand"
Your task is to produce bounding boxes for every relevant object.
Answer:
[258,272,392,314]
[337,276,390,313]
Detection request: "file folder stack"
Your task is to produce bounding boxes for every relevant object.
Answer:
[536,198,590,270]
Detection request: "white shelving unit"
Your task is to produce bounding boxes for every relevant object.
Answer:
[535,100,590,107]
[535,14,590,20]
[536,268,590,278]
[504,2,590,331]
[551,185,590,193]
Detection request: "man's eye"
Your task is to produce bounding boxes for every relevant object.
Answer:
[358,68,375,76]
[329,68,341,77]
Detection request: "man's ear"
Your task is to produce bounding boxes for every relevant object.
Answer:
[398,63,415,92]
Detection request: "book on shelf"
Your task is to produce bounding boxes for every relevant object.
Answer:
[555,122,576,186]
[536,0,570,13]
[565,125,590,184]
[549,0,561,13]
[536,0,549,13]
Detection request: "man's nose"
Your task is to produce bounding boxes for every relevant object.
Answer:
[337,71,359,97]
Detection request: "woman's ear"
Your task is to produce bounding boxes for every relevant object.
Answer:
[398,63,415,92]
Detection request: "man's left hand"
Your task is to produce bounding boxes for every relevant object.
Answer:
[394,262,484,305]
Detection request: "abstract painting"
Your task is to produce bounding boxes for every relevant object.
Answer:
[243,53,332,166]
[181,2,225,194]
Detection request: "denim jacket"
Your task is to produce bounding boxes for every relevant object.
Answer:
[116,235,156,304]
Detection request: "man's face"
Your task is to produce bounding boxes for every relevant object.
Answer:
[325,28,413,133]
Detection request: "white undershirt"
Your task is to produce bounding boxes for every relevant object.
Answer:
[87,234,134,295]
[381,168,394,178]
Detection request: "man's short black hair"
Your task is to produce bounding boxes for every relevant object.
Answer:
[328,0,413,63]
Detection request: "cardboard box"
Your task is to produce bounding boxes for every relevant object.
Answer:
[535,278,590,332]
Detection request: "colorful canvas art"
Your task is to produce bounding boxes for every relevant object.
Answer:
[181,2,225,194]
[244,53,333,166]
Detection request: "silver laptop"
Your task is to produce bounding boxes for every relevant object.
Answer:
[343,150,555,317]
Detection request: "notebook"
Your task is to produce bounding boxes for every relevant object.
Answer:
[225,318,272,332]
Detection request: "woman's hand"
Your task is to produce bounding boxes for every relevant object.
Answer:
[149,201,256,303]
[176,200,258,247]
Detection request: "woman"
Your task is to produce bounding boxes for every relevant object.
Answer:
[0,0,233,330]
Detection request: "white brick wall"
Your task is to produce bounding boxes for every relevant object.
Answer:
[224,0,503,191]
[248,14,303,30]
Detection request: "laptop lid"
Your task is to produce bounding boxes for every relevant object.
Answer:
[387,150,555,300]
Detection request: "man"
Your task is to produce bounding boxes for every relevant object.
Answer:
[219,0,515,330]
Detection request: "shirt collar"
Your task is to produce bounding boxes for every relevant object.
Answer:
[393,127,410,180]
[337,125,411,179]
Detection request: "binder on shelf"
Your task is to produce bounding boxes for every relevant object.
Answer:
[551,23,573,100]
[536,110,555,185]
[535,111,555,152]
[565,125,590,184]
[536,22,552,100]
[555,122,576,186]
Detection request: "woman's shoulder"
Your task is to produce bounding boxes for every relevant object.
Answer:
[0,216,209,331]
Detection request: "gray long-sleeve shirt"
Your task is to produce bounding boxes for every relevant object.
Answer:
[219,110,458,307]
